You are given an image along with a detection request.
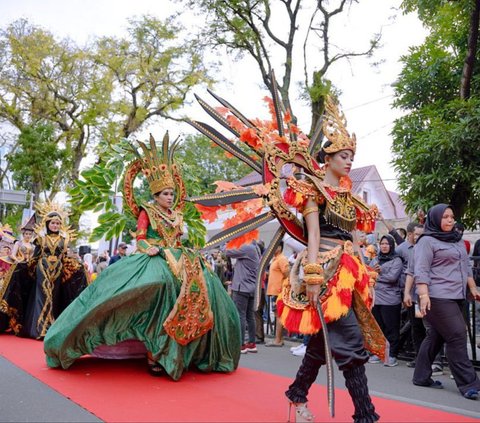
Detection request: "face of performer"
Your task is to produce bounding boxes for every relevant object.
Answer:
[440,207,455,232]
[154,188,175,210]
[48,219,61,233]
[22,230,33,242]
[379,238,391,255]
[325,149,354,178]
[1,246,11,256]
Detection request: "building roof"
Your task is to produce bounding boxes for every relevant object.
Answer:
[350,165,375,194]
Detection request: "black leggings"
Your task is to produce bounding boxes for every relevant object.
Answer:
[372,303,401,357]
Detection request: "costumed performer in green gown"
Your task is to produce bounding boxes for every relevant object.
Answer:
[44,133,241,380]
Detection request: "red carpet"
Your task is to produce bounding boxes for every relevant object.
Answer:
[0,335,476,422]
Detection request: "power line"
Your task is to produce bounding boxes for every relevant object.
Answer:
[344,95,393,112]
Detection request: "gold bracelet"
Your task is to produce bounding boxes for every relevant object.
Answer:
[419,293,429,299]
[304,263,323,274]
[304,274,325,285]
[302,206,319,217]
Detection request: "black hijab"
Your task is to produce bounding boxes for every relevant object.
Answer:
[377,234,400,264]
[419,203,462,243]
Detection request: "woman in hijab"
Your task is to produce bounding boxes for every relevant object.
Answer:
[369,234,403,367]
[413,204,480,400]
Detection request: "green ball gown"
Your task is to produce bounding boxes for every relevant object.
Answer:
[44,204,241,381]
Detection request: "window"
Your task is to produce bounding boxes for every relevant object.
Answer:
[362,190,369,203]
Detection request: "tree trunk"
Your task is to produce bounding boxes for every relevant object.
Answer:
[460,0,480,100]
[449,180,470,219]
[453,0,480,219]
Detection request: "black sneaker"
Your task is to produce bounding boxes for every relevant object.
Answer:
[406,361,416,368]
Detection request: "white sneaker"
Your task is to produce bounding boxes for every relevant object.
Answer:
[384,357,398,367]
[292,344,307,356]
[368,355,381,364]
[290,344,303,352]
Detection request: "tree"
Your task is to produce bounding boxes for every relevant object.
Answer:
[0,19,113,199]
[392,0,480,226]
[7,124,65,199]
[93,15,213,142]
[176,134,252,194]
[180,0,379,133]
[0,16,212,232]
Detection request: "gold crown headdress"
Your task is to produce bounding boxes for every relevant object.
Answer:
[123,132,186,218]
[322,96,356,154]
[33,200,75,241]
[137,133,179,195]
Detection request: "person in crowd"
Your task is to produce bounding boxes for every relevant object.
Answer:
[265,241,289,347]
[109,242,128,265]
[254,240,266,344]
[213,251,226,283]
[11,220,35,265]
[43,135,241,380]
[368,234,403,367]
[279,97,386,423]
[0,204,88,339]
[473,238,480,268]
[226,239,261,354]
[96,255,108,275]
[83,253,94,278]
[223,256,234,292]
[395,223,418,290]
[454,222,471,254]
[378,212,406,246]
[0,245,13,279]
[413,204,480,400]
[363,233,378,265]
[403,224,427,368]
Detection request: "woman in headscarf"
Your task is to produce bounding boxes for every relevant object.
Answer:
[413,204,480,400]
[368,234,403,367]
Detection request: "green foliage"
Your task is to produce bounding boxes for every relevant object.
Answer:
[93,15,214,140]
[69,138,135,242]
[392,0,480,226]
[176,134,252,195]
[0,16,212,225]
[7,124,65,197]
[69,136,211,246]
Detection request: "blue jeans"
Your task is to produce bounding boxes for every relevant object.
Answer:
[232,291,256,344]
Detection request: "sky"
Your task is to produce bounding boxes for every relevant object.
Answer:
[0,0,427,192]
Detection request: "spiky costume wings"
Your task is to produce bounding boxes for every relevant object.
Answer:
[188,71,336,417]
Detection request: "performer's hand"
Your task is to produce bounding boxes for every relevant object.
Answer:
[419,295,430,316]
[403,292,413,308]
[146,246,159,256]
[306,284,321,306]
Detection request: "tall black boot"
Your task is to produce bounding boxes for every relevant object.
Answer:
[343,365,379,423]
[285,354,323,404]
